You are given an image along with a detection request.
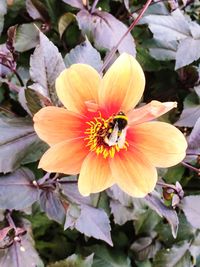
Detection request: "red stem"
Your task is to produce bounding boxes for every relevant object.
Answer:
[100,0,153,73]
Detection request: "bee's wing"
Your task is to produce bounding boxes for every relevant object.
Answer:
[117,128,127,148]
[106,123,119,146]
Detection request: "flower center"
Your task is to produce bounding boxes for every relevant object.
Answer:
[84,112,128,159]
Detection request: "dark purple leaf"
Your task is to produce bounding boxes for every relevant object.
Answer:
[77,9,136,55]
[0,168,39,210]
[187,117,200,153]
[39,189,66,224]
[64,39,103,72]
[0,226,43,267]
[60,180,91,205]
[30,31,65,104]
[62,0,84,9]
[130,237,161,261]
[26,0,49,21]
[0,227,14,249]
[181,196,200,229]
[175,38,200,70]
[0,116,43,173]
[0,0,7,36]
[65,204,113,246]
[145,193,179,238]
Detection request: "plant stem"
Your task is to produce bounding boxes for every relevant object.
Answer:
[6,211,17,230]
[100,0,153,73]
[182,161,200,173]
[91,0,99,13]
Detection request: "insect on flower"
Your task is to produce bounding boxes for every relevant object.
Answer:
[33,53,187,198]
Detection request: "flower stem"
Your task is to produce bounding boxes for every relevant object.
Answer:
[182,161,200,173]
[100,0,153,73]
[6,211,17,230]
[91,0,99,13]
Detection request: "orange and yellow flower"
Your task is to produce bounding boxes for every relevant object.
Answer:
[33,53,187,197]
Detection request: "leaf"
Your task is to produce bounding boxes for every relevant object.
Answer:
[0,0,7,36]
[64,39,103,72]
[149,39,177,61]
[64,204,112,246]
[48,254,94,267]
[110,199,137,225]
[130,237,161,261]
[39,189,66,224]
[62,0,84,9]
[145,193,179,238]
[181,196,200,229]
[14,23,40,52]
[175,38,200,69]
[30,31,65,104]
[152,242,191,267]
[77,9,136,55]
[60,180,91,205]
[187,117,200,153]
[141,9,191,42]
[58,12,76,38]
[0,168,39,210]
[89,245,131,267]
[175,90,200,127]
[0,116,42,173]
[26,0,49,21]
[0,221,44,267]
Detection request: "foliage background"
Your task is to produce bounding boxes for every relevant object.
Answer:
[0,0,200,266]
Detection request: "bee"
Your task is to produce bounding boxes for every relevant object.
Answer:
[104,111,128,148]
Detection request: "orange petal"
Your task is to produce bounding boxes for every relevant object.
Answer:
[33,106,85,146]
[78,153,114,196]
[39,138,88,174]
[110,147,157,197]
[128,122,187,168]
[128,101,177,125]
[99,53,145,114]
[56,64,101,114]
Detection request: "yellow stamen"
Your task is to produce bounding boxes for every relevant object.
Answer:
[84,112,128,159]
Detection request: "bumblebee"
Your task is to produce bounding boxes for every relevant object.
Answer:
[104,111,128,148]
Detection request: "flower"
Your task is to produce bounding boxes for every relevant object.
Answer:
[33,53,187,197]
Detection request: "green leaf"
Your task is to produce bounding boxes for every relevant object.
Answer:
[48,254,94,267]
[58,12,76,38]
[64,39,103,72]
[152,242,191,267]
[14,23,40,52]
[30,31,65,105]
[0,116,42,173]
[164,164,185,184]
[181,196,200,229]
[89,245,131,267]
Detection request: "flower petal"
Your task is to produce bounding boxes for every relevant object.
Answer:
[99,53,145,114]
[128,122,187,168]
[56,64,101,114]
[33,106,85,145]
[128,101,177,125]
[110,147,157,198]
[78,153,114,196]
[39,138,88,174]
